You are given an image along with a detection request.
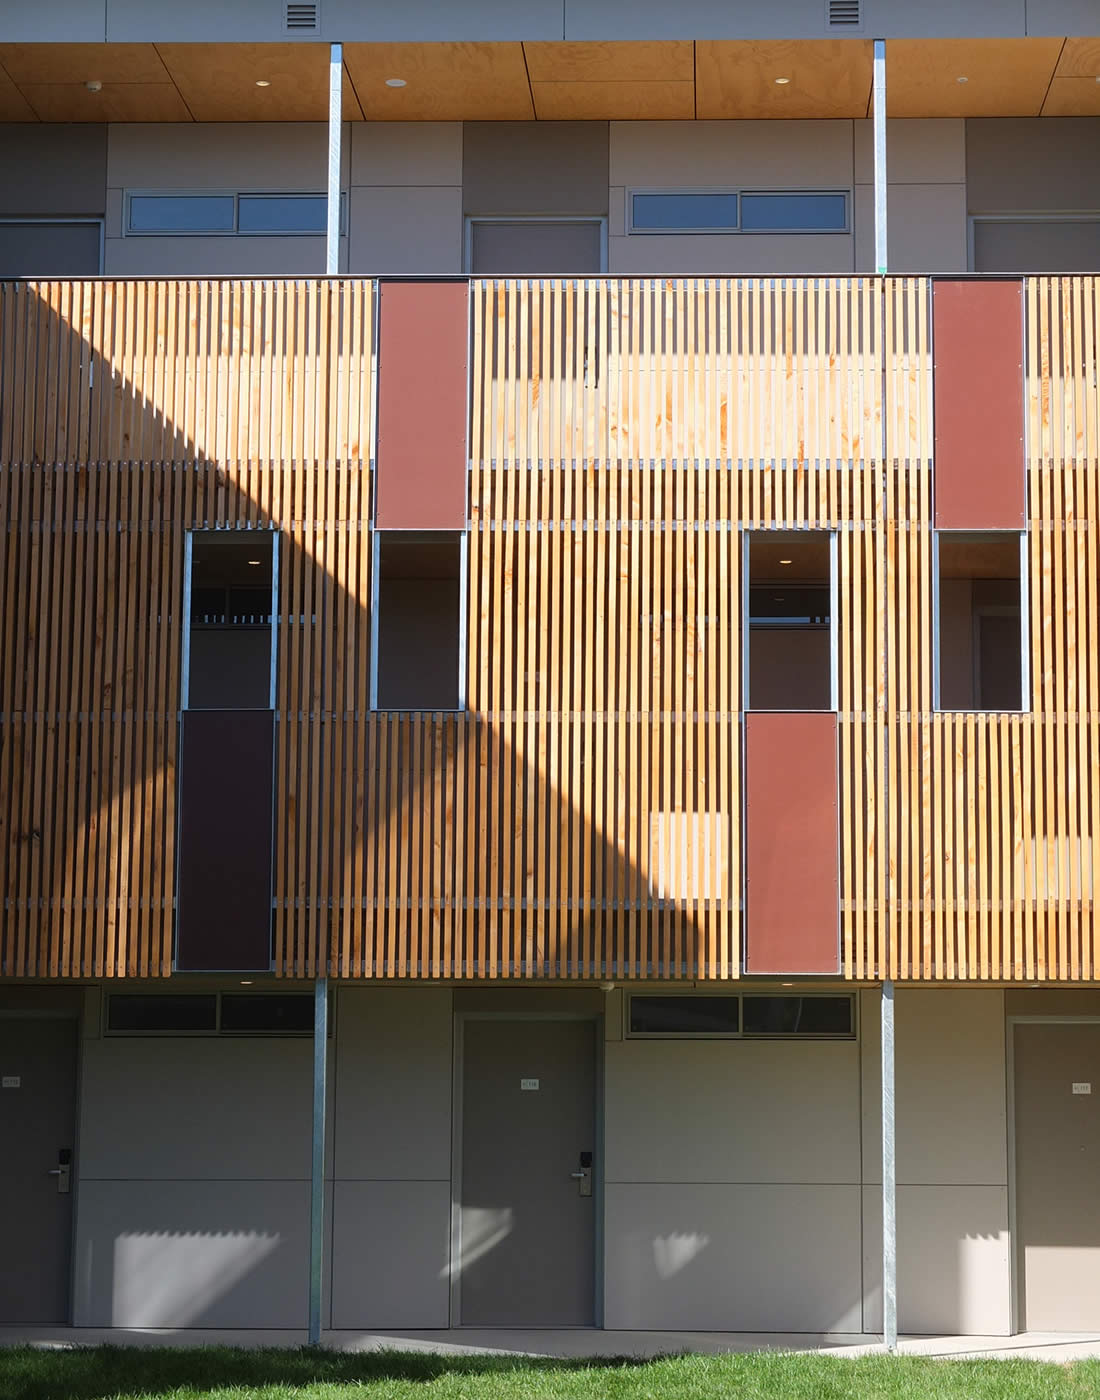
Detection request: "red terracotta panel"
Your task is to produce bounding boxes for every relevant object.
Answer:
[933,279,1025,530]
[376,280,468,530]
[744,711,839,975]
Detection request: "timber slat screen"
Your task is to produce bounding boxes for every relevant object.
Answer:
[2,276,1098,981]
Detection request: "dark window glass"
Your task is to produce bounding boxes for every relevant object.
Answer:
[630,996,740,1035]
[632,192,739,232]
[376,533,461,711]
[220,994,314,1034]
[238,194,327,234]
[740,193,847,232]
[108,995,217,1032]
[742,996,853,1036]
[129,195,235,234]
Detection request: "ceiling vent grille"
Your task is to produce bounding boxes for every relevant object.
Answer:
[826,0,862,26]
[283,0,320,33]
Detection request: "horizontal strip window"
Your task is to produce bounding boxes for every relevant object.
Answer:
[106,992,319,1036]
[629,993,854,1038]
[126,191,345,237]
[629,189,848,235]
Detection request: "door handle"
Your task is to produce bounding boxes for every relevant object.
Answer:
[570,1171,586,1179]
[47,1148,72,1194]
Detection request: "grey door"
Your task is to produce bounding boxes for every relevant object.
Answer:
[1015,1022,1100,1329]
[459,1019,596,1325]
[0,1018,78,1322]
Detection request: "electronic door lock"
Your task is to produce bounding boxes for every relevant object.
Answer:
[46,1147,72,1194]
[572,1150,593,1197]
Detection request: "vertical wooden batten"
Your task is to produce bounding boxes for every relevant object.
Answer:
[374,280,469,531]
[933,278,1025,530]
[744,711,840,974]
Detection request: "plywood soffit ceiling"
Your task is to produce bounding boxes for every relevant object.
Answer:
[0,38,1096,121]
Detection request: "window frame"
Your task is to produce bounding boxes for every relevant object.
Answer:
[463,216,609,274]
[181,528,280,712]
[742,527,839,713]
[932,528,1029,715]
[627,188,850,236]
[369,529,468,714]
[124,189,347,238]
[104,989,325,1037]
[0,216,105,274]
[967,211,1100,273]
[626,991,857,1040]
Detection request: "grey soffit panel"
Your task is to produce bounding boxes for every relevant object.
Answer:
[175,709,275,972]
[463,122,609,218]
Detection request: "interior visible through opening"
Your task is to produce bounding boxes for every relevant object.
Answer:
[747,531,832,711]
[187,531,274,710]
[376,532,462,711]
[937,531,1023,711]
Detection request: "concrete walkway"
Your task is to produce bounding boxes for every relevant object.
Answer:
[4,1326,1100,1362]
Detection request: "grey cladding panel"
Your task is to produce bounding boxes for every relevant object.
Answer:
[0,125,107,217]
[463,122,609,217]
[967,118,1100,213]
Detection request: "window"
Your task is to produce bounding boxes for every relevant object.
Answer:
[107,994,217,1033]
[742,995,853,1036]
[184,531,277,710]
[127,192,343,237]
[372,532,464,711]
[629,189,848,235]
[628,993,855,1038]
[0,220,102,276]
[220,994,314,1034]
[739,192,848,233]
[970,215,1100,274]
[107,992,315,1036]
[935,532,1026,712]
[745,530,836,711]
[630,996,740,1036]
[630,192,739,233]
[466,219,605,274]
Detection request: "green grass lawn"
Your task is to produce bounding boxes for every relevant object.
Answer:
[2,1346,1099,1400]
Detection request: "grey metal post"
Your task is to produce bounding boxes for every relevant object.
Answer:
[308,976,328,1344]
[873,38,888,276]
[326,43,342,275]
[882,978,897,1352]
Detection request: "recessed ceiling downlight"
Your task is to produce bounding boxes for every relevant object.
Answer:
[385,77,407,88]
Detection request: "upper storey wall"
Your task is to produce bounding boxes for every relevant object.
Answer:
[6,116,1096,280]
[4,0,1094,41]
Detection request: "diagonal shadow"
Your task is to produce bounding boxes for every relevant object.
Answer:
[0,276,729,984]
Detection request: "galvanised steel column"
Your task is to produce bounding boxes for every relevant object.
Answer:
[327,42,342,275]
[873,38,888,276]
[308,976,329,1344]
[882,979,897,1352]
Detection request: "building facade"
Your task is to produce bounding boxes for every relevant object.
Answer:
[2,4,1100,1342]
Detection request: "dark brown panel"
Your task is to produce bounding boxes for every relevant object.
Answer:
[933,279,1024,530]
[745,711,839,975]
[376,281,468,530]
[176,710,274,972]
